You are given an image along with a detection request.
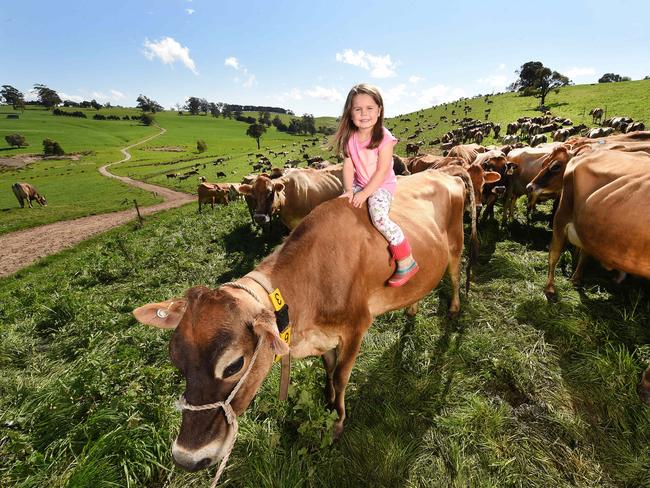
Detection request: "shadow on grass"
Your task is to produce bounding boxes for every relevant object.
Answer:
[502,218,553,252]
[215,219,287,282]
[333,308,468,487]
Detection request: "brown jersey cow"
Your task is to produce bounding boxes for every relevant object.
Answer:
[132,170,472,474]
[12,183,47,208]
[239,165,343,230]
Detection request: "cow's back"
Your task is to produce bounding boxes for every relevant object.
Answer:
[279,166,343,229]
[565,150,650,276]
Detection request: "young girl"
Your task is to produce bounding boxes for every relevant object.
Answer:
[333,83,418,287]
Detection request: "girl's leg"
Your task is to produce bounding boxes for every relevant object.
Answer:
[366,189,418,287]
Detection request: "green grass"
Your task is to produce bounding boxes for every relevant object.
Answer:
[1,200,648,487]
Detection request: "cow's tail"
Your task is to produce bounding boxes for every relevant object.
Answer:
[438,167,479,293]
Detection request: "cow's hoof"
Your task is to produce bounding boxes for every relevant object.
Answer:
[405,302,419,317]
[447,308,460,320]
[332,422,344,441]
[544,288,557,303]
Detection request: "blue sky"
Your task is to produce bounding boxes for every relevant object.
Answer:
[2,0,649,117]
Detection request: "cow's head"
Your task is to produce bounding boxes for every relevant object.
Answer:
[526,146,574,206]
[36,194,47,206]
[133,286,288,472]
[466,163,501,209]
[238,175,285,226]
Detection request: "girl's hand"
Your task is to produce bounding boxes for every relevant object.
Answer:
[352,190,369,208]
[339,190,354,203]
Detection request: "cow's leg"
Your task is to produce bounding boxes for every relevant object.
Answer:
[638,366,650,405]
[27,198,33,209]
[331,326,367,440]
[321,347,337,406]
[570,249,588,287]
[405,301,419,317]
[544,223,568,302]
[447,251,462,317]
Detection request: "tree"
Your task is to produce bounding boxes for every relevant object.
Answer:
[43,138,64,156]
[5,133,28,147]
[1,85,25,110]
[258,111,271,126]
[508,61,571,108]
[136,94,163,113]
[90,99,102,110]
[199,98,209,115]
[272,115,287,132]
[246,123,267,149]
[197,139,207,153]
[221,105,233,119]
[287,118,301,134]
[208,102,220,117]
[598,73,631,83]
[185,96,201,115]
[33,84,62,109]
[140,113,155,126]
[301,114,316,135]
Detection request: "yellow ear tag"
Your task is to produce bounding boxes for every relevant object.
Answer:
[269,288,285,311]
[274,326,292,363]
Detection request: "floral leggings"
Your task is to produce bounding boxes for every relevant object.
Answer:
[354,186,405,246]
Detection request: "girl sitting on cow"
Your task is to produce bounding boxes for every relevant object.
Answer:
[332,83,418,287]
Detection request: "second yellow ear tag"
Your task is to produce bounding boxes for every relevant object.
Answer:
[274,326,292,362]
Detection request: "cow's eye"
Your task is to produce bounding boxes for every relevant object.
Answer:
[223,357,244,378]
[549,162,561,172]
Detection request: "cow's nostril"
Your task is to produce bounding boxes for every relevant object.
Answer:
[196,457,212,470]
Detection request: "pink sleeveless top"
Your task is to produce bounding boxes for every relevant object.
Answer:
[347,127,398,193]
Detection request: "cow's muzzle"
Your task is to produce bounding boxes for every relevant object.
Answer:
[253,213,270,224]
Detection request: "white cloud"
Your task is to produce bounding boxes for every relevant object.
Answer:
[225,57,240,70]
[408,75,424,85]
[565,66,596,79]
[109,89,126,100]
[335,49,397,78]
[477,74,509,88]
[243,74,256,88]
[143,36,198,75]
[59,92,84,103]
[225,57,257,87]
[498,63,506,70]
[305,86,343,102]
[186,8,195,14]
[273,88,303,103]
[381,84,408,106]
[419,85,467,106]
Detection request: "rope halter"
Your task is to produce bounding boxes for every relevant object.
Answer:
[174,281,266,487]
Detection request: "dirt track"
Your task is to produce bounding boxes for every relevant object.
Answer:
[0,127,194,278]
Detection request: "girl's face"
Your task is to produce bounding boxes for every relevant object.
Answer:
[350,93,380,132]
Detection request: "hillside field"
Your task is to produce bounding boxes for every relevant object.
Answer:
[0,80,649,487]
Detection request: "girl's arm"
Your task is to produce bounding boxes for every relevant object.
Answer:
[340,156,355,201]
[351,143,392,207]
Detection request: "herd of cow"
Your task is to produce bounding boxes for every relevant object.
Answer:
[132,126,650,477]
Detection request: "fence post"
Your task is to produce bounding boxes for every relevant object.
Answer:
[133,199,143,227]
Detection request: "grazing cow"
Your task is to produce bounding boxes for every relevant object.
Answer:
[132,170,474,474]
[502,143,561,223]
[553,128,571,142]
[216,171,227,178]
[502,134,519,145]
[542,149,650,404]
[506,122,519,135]
[197,182,229,212]
[447,143,487,165]
[166,173,178,179]
[525,145,575,212]
[626,121,645,133]
[474,131,484,145]
[238,165,343,230]
[12,183,47,208]
[587,127,614,138]
[530,134,547,147]
[493,124,501,139]
[589,107,604,125]
[405,143,420,156]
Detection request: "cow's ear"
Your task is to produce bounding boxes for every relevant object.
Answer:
[133,299,186,329]
[238,184,252,195]
[483,171,501,184]
[252,309,289,355]
[273,182,285,193]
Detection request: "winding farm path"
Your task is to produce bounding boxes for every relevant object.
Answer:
[0,126,194,278]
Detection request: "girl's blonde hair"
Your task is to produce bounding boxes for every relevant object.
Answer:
[332,83,385,157]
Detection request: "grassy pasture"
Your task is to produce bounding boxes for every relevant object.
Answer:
[0,199,648,487]
[0,106,163,234]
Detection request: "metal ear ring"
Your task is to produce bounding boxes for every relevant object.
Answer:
[156,309,170,318]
